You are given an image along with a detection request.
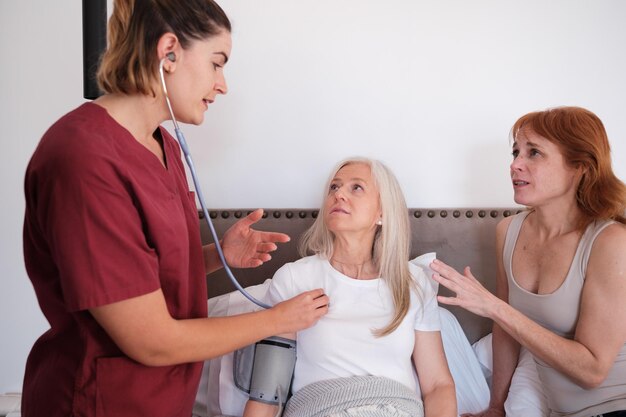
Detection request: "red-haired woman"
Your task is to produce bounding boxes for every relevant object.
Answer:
[432,107,626,417]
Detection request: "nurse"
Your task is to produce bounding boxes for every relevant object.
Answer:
[21,1,328,416]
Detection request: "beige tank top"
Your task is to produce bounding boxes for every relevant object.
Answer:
[504,211,626,417]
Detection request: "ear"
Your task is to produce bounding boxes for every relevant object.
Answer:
[574,163,587,177]
[157,32,180,73]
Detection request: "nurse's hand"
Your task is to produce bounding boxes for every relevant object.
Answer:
[221,209,290,268]
[271,288,329,334]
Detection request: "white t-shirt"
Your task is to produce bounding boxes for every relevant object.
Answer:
[265,255,441,394]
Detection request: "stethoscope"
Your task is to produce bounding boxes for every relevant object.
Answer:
[159,53,270,309]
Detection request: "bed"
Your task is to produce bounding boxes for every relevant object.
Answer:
[194,207,551,417]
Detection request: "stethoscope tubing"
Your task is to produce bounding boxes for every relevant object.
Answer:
[159,58,271,309]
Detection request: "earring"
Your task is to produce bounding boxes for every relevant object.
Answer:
[377,219,382,226]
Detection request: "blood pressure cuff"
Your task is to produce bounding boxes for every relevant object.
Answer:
[233,336,297,405]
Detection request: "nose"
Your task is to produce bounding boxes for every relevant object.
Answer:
[215,71,228,95]
[334,186,347,201]
[510,156,524,172]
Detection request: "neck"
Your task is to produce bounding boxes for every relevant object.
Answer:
[94,93,169,145]
[332,232,375,262]
[329,257,377,280]
[330,237,378,280]
[93,93,170,167]
[528,199,584,238]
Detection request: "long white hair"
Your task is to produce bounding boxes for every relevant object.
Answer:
[299,157,418,336]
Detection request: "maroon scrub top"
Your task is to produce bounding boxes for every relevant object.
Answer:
[22,103,208,417]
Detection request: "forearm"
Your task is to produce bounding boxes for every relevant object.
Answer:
[126,309,282,366]
[91,290,281,366]
[203,242,224,275]
[489,299,601,387]
[422,381,457,417]
[488,324,520,412]
[243,400,278,417]
[91,288,328,368]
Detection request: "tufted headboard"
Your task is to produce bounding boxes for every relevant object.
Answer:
[200,207,523,344]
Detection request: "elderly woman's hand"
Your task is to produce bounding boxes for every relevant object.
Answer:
[221,209,290,268]
[430,259,501,319]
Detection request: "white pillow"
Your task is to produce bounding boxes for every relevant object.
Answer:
[218,281,272,417]
[412,252,492,414]
[193,281,270,417]
[410,252,438,292]
[438,307,490,415]
[193,290,233,417]
[471,333,549,417]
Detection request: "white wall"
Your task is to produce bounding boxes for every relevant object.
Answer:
[1,0,625,393]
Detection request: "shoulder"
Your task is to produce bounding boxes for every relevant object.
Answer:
[273,255,324,278]
[496,215,514,233]
[495,216,512,248]
[589,222,626,262]
[30,103,123,175]
[595,220,626,238]
[584,222,626,288]
[288,254,325,269]
[496,211,525,235]
[43,103,115,146]
[495,210,528,246]
[582,223,626,314]
[269,256,325,300]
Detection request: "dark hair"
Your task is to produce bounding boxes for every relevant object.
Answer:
[512,106,626,226]
[97,0,231,96]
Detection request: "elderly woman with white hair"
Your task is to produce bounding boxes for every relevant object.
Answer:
[243,157,457,417]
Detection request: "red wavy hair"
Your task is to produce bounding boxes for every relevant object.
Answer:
[511,106,626,226]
